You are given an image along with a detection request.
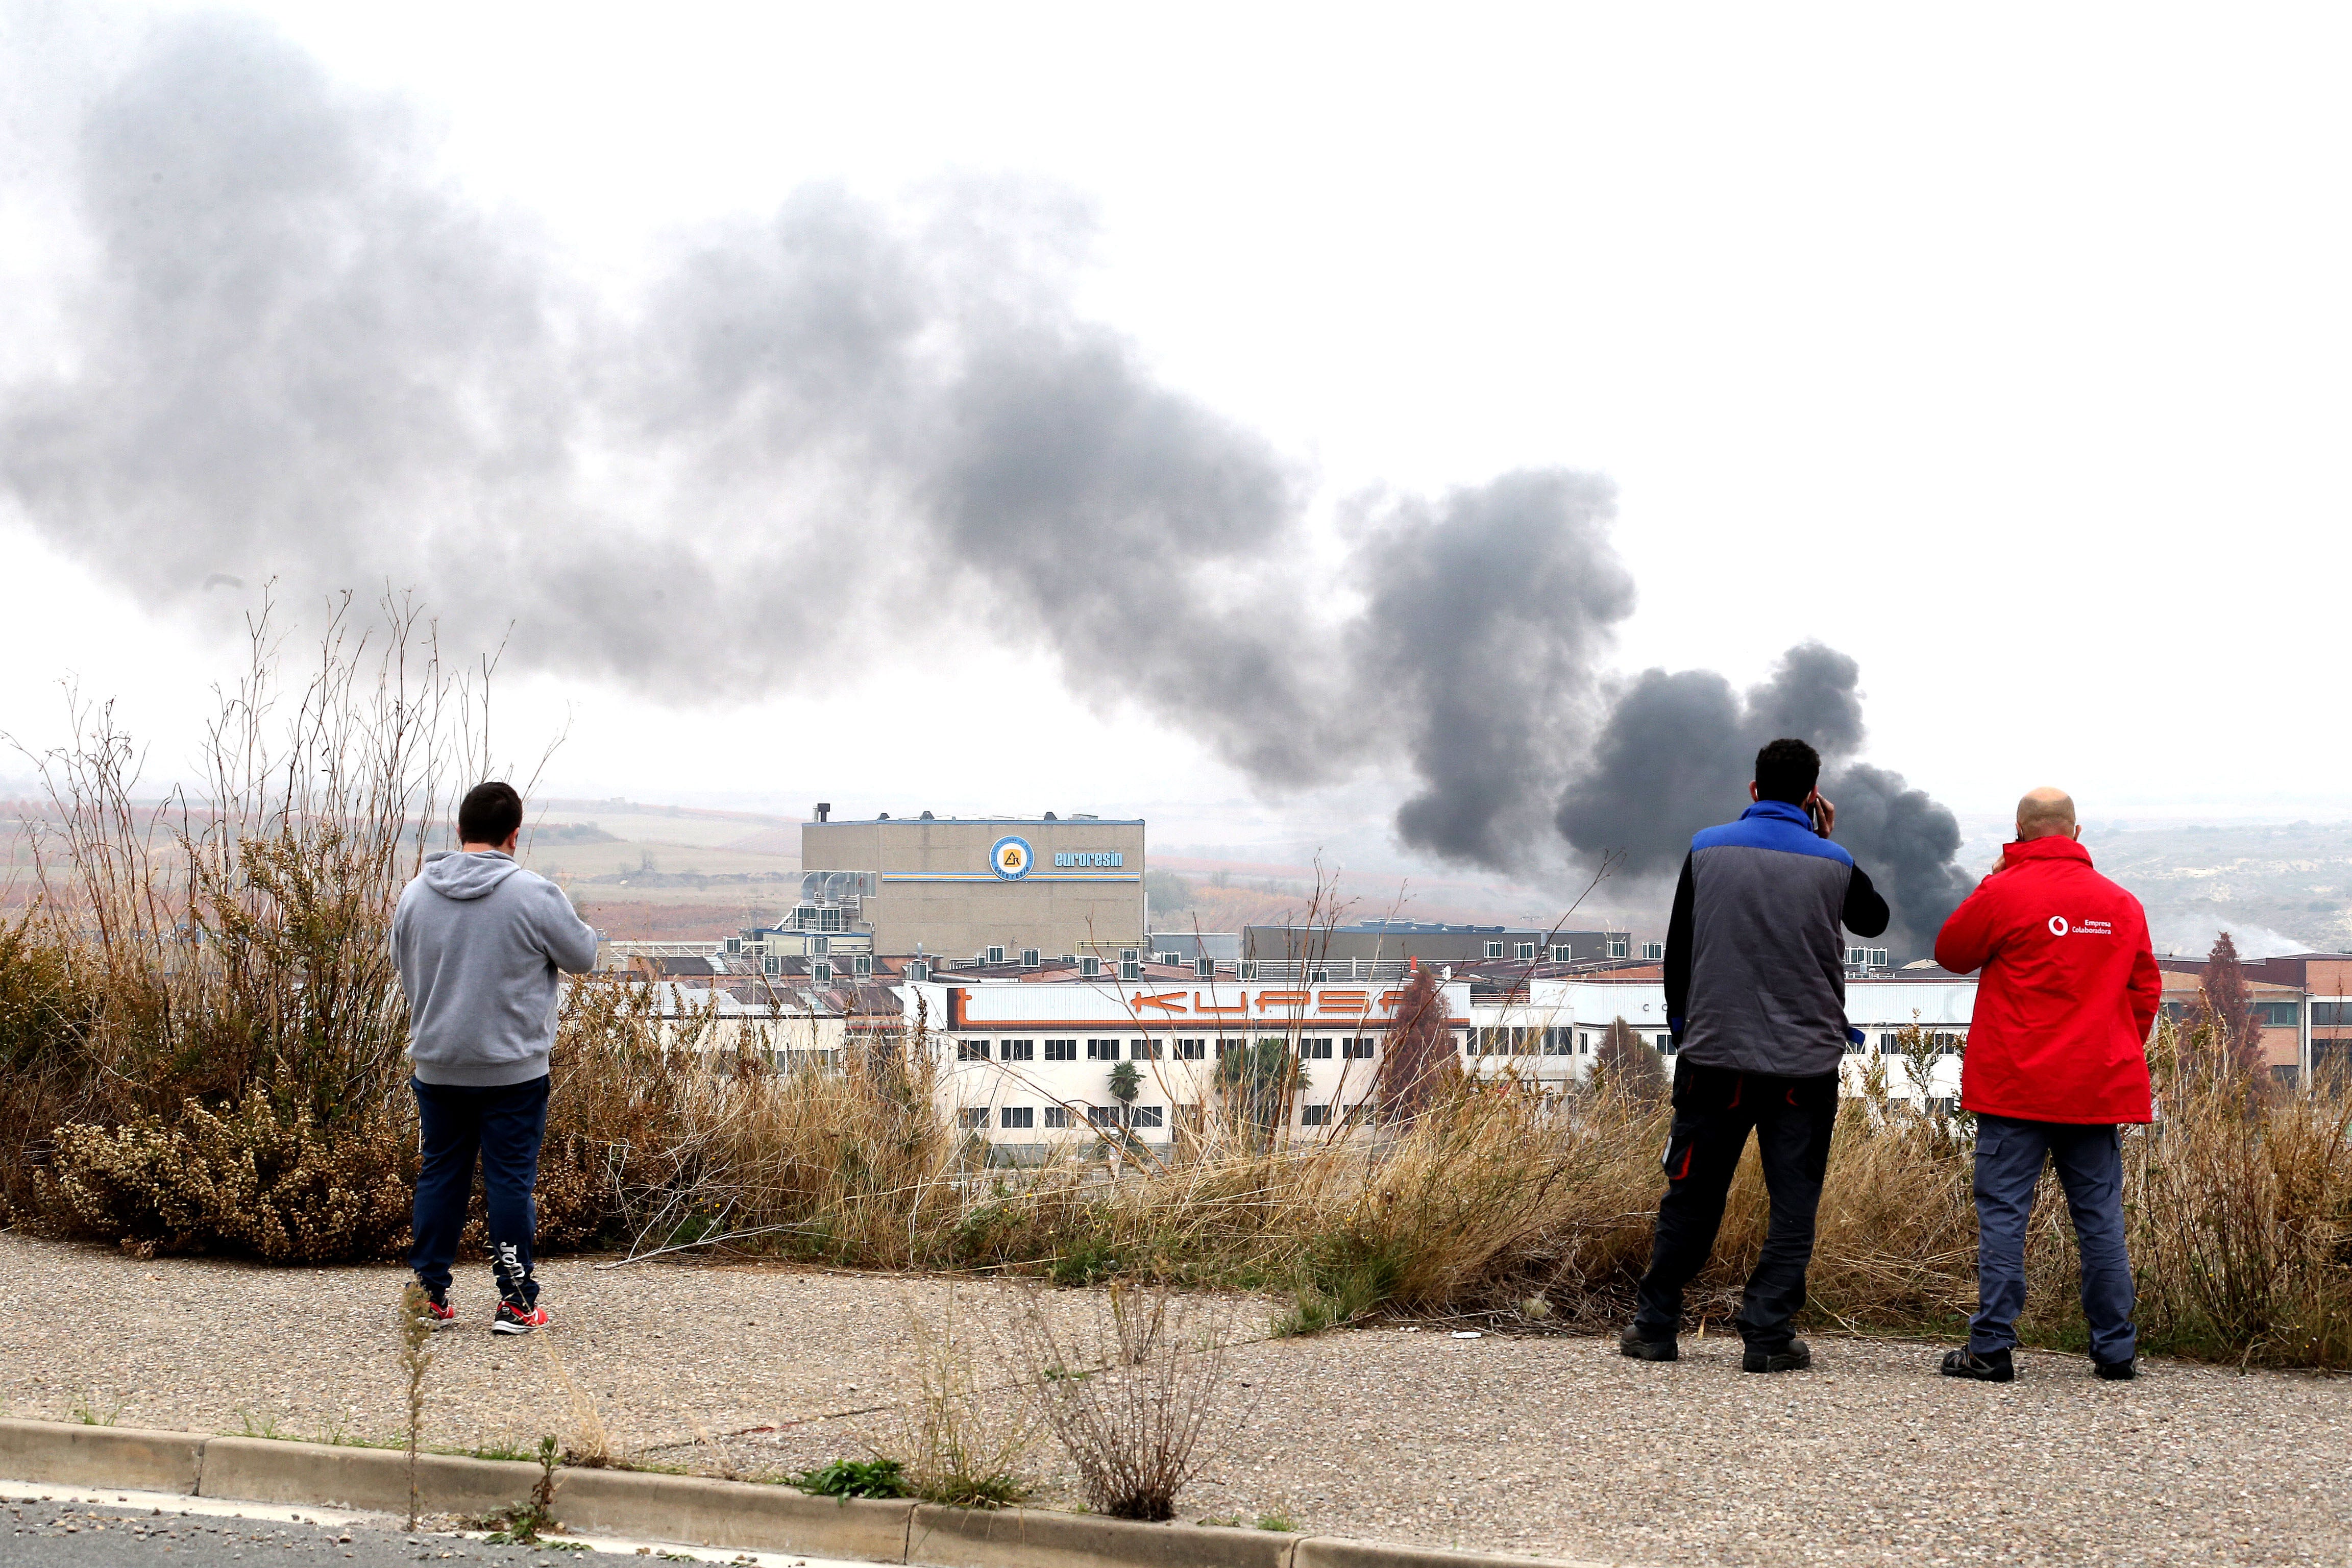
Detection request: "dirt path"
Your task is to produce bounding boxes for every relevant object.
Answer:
[3,1233,2346,1566]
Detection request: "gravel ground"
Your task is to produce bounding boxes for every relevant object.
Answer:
[4,1232,2347,1566]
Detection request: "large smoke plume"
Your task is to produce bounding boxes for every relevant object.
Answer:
[0,15,1974,953]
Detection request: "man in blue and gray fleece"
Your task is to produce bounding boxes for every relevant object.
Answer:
[1620,738,1891,1373]
[393,781,598,1334]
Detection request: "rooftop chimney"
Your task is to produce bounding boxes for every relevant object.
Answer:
[815,802,831,822]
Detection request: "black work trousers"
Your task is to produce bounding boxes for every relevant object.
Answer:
[1631,1058,1840,1350]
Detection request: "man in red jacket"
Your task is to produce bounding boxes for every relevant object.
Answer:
[1931,787,2162,1382]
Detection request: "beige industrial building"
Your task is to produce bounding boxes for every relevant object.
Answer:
[799,808,1145,958]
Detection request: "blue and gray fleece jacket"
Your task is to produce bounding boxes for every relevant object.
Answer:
[1662,799,1891,1079]
[391,850,599,1087]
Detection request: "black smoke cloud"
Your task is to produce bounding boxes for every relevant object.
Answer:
[1557,645,1971,957]
[0,15,1975,946]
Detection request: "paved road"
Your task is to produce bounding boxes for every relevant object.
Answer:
[0,1485,846,1568]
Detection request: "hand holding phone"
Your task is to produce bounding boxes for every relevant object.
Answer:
[1807,792,1836,839]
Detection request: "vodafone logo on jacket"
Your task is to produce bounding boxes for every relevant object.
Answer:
[2046,916,2115,937]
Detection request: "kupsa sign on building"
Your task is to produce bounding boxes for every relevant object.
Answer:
[925,979,1473,1032]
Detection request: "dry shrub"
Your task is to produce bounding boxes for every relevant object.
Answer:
[1010,1283,1239,1522]
[2130,1024,2352,1364]
[863,1289,1039,1508]
[32,1088,411,1262]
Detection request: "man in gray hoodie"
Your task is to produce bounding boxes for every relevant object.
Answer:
[393,781,598,1333]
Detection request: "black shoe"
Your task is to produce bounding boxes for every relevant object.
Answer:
[1618,1325,1678,1362]
[1940,1346,2014,1382]
[2093,1356,2136,1381]
[1743,1337,1811,1373]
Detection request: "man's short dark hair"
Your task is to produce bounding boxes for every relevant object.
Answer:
[458,781,524,847]
[1753,739,1821,806]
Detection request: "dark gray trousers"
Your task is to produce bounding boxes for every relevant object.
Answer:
[1969,1113,2137,1365]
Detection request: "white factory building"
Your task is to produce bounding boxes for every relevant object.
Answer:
[1465,974,1979,1099]
[906,975,1473,1158]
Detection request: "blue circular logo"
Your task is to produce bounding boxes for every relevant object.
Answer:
[990,836,1033,881]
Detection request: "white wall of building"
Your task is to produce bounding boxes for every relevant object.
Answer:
[1468,977,1979,1100]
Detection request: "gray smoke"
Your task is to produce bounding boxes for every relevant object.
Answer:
[1,14,1977,936]
[1557,644,1969,958]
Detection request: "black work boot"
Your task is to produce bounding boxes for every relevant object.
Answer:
[1940,1346,2015,1381]
[1742,1337,1812,1373]
[2093,1356,2137,1381]
[1618,1325,1678,1362]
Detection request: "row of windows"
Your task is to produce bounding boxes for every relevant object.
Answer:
[955,1036,1380,1062]
[960,1104,1167,1131]
[1853,1032,1966,1055]
[1468,1027,1672,1057]
[961,1101,1375,1131]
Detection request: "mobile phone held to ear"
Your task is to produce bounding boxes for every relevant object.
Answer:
[1808,798,1828,836]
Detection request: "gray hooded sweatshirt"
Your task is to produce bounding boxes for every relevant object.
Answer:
[391,850,599,1087]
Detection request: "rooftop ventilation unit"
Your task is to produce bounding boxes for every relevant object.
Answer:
[815,802,830,822]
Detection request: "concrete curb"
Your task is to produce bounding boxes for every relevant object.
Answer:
[0,1418,1608,1568]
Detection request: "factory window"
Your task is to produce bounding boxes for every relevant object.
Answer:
[1195,957,1215,978]
[820,907,843,933]
[958,1039,990,1061]
[1128,1105,1164,1130]
[1021,948,1041,968]
[1132,1038,1160,1060]
[1217,1039,1245,1059]
[1090,1105,1121,1125]
[1043,1106,1071,1129]
[852,953,872,977]
[1511,1028,1535,1056]
[1301,1037,1333,1060]
[1080,956,1102,977]
[1044,1038,1076,1061]
[1578,1031,1591,1054]
[1344,1036,1375,1058]
[1552,945,1574,963]
[958,1107,989,1130]
[1086,1039,1121,1060]
[1309,967,1329,984]
[1485,941,1504,959]
[1300,1103,1330,1126]
[2312,1002,2342,1027]
[1000,1106,1035,1130]
[1515,943,1536,961]
[2256,1002,2300,1027]
[1655,1035,1671,1052]
[986,945,1006,964]
[1174,1037,1206,1060]
[999,1038,1035,1062]
[1607,938,1629,959]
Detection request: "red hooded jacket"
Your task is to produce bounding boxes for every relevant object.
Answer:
[1933,835,2161,1124]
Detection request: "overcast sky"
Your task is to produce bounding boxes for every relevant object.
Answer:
[3,2,2347,883]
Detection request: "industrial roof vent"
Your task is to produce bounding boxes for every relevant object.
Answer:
[815,802,830,822]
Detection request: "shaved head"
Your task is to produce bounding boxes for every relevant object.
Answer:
[2016,787,2078,841]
